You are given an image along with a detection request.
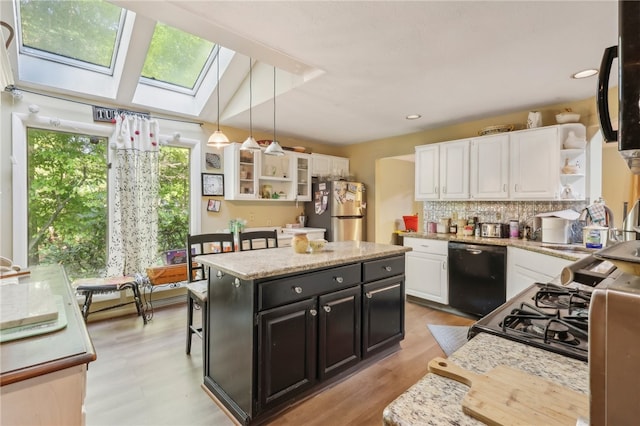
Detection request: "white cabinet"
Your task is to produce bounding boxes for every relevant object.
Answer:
[294,154,312,202]
[439,140,470,199]
[224,143,310,201]
[470,134,509,199]
[404,237,448,304]
[311,153,349,178]
[415,144,440,200]
[506,247,572,300]
[415,141,469,200]
[509,127,560,199]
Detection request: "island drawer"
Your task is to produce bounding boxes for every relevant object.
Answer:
[362,255,405,282]
[259,263,361,310]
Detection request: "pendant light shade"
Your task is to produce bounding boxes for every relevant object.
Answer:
[208,48,230,148]
[240,57,261,151]
[265,67,285,156]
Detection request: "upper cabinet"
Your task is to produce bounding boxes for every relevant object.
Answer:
[415,144,440,200]
[311,154,350,178]
[415,123,587,202]
[509,127,560,199]
[224,143,312,201]
[470,134,510,199]
[415,141,469,201]
[439,140,470,200]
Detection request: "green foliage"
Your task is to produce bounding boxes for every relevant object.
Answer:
[19,0,123,68]
[141,23,215,89]
[27,129,108,281]
[27,130,191,280]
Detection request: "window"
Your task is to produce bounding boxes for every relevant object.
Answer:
[13,113,200,281]
[27,128,108,280]
[17,0,125,73]
[140,22,217,94]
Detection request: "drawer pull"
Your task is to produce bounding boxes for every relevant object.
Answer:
[323,305,331,313]
[334,276,344,284]
[233,278,240,288]
[309,309,317,316]
[384,266,392,272]
[216,270,224,279]
[365,292,373,299]
[293,286,303,294]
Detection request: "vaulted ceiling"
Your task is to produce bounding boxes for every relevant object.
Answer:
[4,1,618,145]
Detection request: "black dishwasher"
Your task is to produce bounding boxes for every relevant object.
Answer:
[448,242,507,317]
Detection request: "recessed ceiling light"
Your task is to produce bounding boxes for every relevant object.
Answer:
[571,69,598,79]
[406,114,421,120]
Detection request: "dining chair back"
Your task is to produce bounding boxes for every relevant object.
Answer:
[185,232,234,356]
[238,230,279,251]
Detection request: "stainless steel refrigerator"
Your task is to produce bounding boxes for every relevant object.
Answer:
[305,179,366,242]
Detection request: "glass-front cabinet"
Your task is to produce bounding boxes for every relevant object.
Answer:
[224,143,312,201]
[295,154,311,202]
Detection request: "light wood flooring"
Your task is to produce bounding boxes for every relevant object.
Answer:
[85,299,474,426]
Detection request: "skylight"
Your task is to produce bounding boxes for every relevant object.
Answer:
[140,22,216,94]
[17,0,125,74]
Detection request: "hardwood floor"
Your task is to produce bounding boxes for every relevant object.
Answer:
[85,300,475,426]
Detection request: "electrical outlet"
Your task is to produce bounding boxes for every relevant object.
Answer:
[267,218,272,226]
[249,212,255,222]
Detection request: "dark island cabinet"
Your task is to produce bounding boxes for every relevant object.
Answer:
[203,252,406,425]
[258,297,318,411]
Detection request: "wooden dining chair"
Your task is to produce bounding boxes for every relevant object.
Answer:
[238,230,279,251]
[185,232,235,356]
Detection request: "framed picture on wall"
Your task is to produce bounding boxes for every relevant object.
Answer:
[207,199,221,212]
[202,173,224,196]
[206,153,221,169]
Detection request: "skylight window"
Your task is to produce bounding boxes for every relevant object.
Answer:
[140,23,216,94]
[17,0,125,74]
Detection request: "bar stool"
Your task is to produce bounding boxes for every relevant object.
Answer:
[72,276,147,324]
[186,233,235,355]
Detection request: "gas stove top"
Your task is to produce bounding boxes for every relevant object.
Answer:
[469,282,593,361]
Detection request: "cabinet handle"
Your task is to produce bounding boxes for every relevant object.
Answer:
[232,278,240,288]
[216,270,224,279]
[503,183,507,192]
[514,184,519,192]
[293,286,303,294]
[365,292,373,299]
[434,185,438,194]
[443,186,447,194]
[334,276,344,284]
[309,309,317,316]
[323,305,331,313]
[442,261,446,270]
[384,266,392,272]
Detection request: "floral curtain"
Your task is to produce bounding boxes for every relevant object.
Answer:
[106,115,160,277]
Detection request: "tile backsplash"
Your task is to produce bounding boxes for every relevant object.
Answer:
[422,200,587,230]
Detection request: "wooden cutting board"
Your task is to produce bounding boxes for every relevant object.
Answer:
[428,357,588,426]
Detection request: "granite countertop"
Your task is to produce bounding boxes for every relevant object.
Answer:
[382,333,588,426]
[196,241,411,280]
[402,232,595,261]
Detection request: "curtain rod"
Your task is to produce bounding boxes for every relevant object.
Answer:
[5,86,205,127]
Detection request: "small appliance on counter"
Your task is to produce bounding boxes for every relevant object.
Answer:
[536,209,581,244]
[480,223,508,238]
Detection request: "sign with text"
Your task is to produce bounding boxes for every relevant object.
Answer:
[92,106,150,122]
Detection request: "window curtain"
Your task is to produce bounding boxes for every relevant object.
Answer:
[106,115,160,277]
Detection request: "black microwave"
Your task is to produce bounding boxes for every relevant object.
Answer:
[597,0,640,174]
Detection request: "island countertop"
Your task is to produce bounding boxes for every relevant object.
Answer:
[382,332,588,425]
[196,241,412,280]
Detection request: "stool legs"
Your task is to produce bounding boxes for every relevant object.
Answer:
[186,292,195,354]
[129,283,147,325]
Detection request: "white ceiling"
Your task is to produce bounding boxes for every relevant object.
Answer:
[89,1,621,145]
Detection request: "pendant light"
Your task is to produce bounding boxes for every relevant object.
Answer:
[265,67,285,156]
[240,57,260,150]
[208,48,230,148]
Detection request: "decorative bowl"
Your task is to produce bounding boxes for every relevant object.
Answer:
[555,112,581,124]
[308,239,327,252]
[563,138,587,149]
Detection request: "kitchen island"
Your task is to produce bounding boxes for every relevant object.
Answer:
[196,241,411,425]
[383,332,588,425]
